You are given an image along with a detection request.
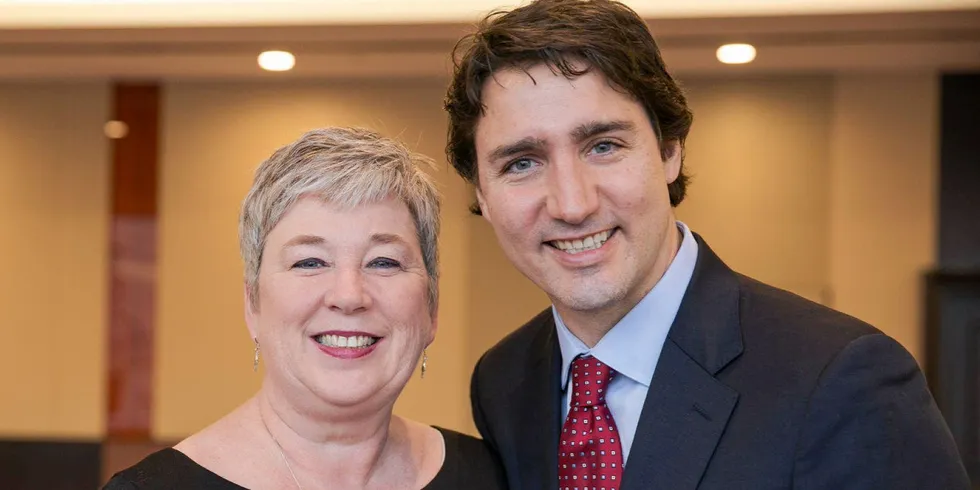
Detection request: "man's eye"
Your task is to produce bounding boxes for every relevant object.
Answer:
[292,258,326,269]
[368,257,401,269]
[505,158,536,173]
[591,141,619,155]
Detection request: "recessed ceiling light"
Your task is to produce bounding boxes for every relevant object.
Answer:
[258,50,295,72]
[716,44,756,65]
[104,120,129,139]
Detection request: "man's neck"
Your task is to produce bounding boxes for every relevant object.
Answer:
[556,222,683,348]
[558,305,630,347]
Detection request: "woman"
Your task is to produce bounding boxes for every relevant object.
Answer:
[104,128,506,490]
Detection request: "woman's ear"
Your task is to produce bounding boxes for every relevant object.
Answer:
[244,283,258,340]
[427,303,439,345]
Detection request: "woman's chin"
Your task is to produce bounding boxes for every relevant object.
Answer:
[266,350,414,411]
[307,375,403,410]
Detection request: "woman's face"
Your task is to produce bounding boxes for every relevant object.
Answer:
[246,195,435,411]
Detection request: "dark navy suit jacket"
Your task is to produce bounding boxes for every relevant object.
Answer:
[471,235,970,489]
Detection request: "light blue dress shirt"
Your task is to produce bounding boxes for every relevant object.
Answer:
[554,221,698,464]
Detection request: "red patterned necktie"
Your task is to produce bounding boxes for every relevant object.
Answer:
[558,354,624,490]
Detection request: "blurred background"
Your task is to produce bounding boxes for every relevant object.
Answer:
[0,0,978,488]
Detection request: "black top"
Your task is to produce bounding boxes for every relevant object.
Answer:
[103,427,506,490]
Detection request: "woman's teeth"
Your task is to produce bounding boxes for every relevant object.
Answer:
[551,229,611,254]
[315,334,377,348]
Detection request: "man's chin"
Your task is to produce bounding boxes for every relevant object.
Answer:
[549,285,624,314]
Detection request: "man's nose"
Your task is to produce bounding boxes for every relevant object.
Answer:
[545,158,599,225]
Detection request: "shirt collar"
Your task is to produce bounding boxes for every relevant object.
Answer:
[555,221,699,391]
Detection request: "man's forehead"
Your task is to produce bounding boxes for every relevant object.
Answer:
[488,64,570,87]
[482,62,598,97]
[480,77,639,131]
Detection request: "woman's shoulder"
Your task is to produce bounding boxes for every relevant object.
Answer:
[428,427,508,490]
[103,448,185,488]
[434,427,494,458]
[102,448,245,490]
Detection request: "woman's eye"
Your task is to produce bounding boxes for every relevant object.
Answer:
[368,257,401,269]
[505,158,536,174]
[292,258,326,269]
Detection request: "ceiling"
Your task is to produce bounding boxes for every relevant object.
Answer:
[0,1,977,80]
[1,0,978,28]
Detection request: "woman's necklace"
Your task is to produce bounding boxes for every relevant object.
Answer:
[259,411,304,490]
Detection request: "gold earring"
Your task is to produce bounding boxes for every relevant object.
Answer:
[253,338,260,372]
[421,349,428,379]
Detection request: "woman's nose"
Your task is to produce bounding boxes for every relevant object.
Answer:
[325,268,373,314]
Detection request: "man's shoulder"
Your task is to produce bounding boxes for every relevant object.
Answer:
[474,308,554,377]
[733,273,885,364]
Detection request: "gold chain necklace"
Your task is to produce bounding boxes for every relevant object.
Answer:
[259,412,304,490]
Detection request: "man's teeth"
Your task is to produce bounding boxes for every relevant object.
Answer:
[552,230,611,254]
[315,334,377,348]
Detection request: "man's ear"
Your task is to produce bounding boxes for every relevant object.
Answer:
[663,140,682,184]
[244,283,258,340]
[475,186,492,222]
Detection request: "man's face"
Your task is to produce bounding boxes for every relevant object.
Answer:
[473,63,682,327]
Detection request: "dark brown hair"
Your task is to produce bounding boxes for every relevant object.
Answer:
[445,0,693,208]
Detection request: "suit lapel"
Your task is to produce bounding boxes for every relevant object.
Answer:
[622,340,738,489]
[622,236,744,490]
[513,313,562,490]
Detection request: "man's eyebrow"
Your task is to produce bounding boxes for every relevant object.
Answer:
[571,120,636,142]
[485,121,634,163]
[487,136,548,162]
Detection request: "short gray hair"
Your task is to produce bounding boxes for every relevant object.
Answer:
[239,127,441,312]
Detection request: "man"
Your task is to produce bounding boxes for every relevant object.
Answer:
[443,1,970,489]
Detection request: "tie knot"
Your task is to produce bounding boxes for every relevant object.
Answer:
[568,355,615,408]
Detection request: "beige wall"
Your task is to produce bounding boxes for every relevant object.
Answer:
[677,74,936,360]
[154,80,475,439]
[0,82,110,438]
[828,73,938,362]
[678,76,835,304]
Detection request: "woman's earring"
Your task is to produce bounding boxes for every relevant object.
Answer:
[421,349,428,379]
[253,338,260,372]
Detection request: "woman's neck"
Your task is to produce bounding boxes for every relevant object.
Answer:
[251,385,414,489]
